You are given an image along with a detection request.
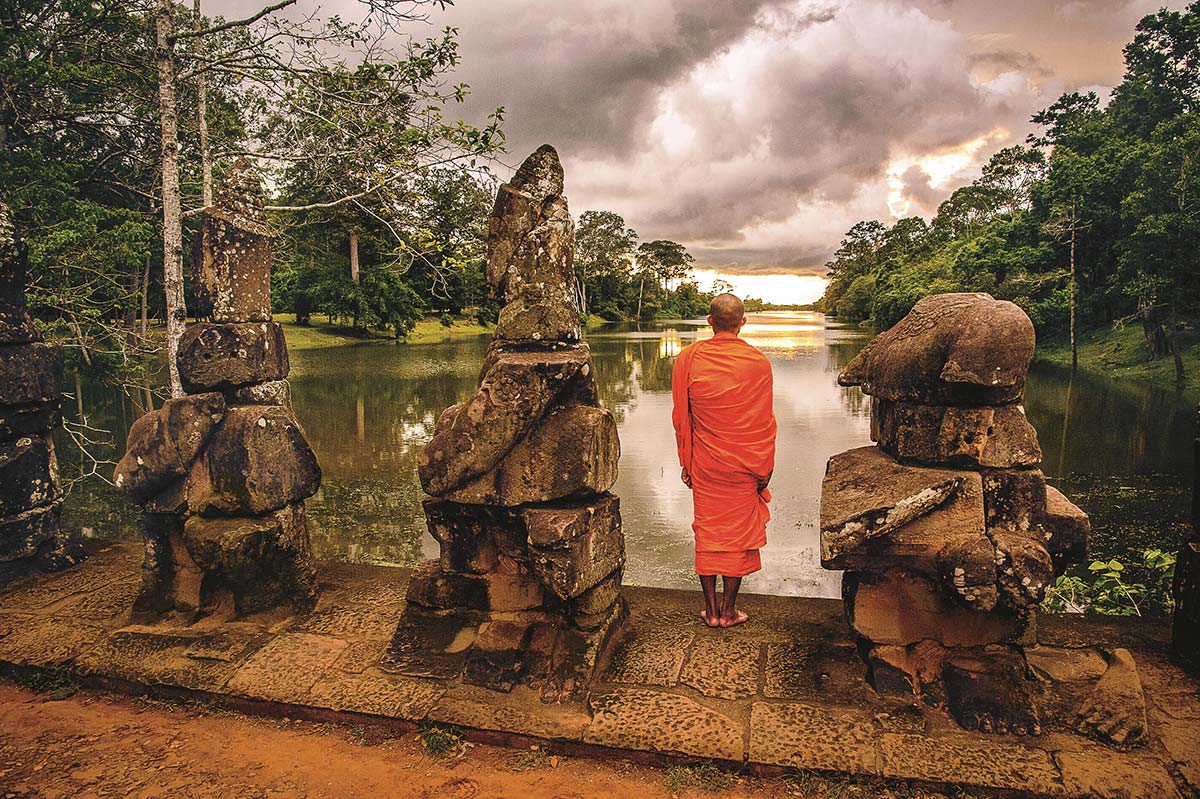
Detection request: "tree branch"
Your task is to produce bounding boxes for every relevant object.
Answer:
[171,0,295,42]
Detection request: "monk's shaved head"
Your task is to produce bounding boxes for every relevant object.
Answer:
[709,293,745,333]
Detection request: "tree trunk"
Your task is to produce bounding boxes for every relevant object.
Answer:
[636,276,644,328]
[580,272,587,317]
[1168,321,1186,387]
[156,0,185,397]
[1069,204,1077,372]
[140,252,150,341]
[1139,296,1169,359]
[194,0,212,208]
[349,231,359,283]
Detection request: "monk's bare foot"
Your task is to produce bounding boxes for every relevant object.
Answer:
[699,610,721,628]
[719,609,748,628]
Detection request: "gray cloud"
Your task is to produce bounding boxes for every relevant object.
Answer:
[213,0,1185,275]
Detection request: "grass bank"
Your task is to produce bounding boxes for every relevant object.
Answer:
[1035,323,1200,397]
[278,314,492,351]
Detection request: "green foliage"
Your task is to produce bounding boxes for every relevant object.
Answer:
[818,2,1200,383]
[1042,549,1177,616]
[417,723,467,758]
[18,667,79,702]
[663,763,735,793]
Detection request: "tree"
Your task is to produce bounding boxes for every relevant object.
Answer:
[634,239,693,323]
[576,210,637,316]
[150,0,504,394]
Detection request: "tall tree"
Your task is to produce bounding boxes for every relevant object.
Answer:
[576,210,637,316]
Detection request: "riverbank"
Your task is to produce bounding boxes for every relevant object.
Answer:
[278,314,493,350]
[1035,324,1200,397]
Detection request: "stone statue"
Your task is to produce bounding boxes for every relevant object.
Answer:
[0,200,77,580]
[821,293,1090,735]
[405,145,624,700]
[115,159,320,618]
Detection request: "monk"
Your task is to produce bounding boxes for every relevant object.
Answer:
[671,293,776,628]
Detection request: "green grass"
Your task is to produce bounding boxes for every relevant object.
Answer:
[277,313,492,351]
[1035,323,1200,397]
[417,723,467,758]
[664,763,736,793]
[17,667,79,701]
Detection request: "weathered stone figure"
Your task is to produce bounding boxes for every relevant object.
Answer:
[406,145,624,700]
[0,201,76,581]
[115,160,319,618]
[821,293,1091,735]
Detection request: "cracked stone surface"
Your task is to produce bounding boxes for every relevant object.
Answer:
[749,702,880,774]
[599,622,693,686]
[305,669,444,719]
[428,694,590,741]
[1056,748,1181,799]
[762,641,872,706]
[679,635,761,700]
[225,633,346,703]
[878,733,1062,792]
[585,688,744,761]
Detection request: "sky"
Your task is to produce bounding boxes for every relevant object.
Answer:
[215,0,1185,304]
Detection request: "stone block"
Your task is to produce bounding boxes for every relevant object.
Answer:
[0,401,59,443]
[484,557,550,611]
[0,433,61,517]
[202,213,272,324]
[0,302,39,345]
[418,345,592,496]
[177,322,288,393]
[844,570,1026,647]
[441,404,619,505]
[463,619,536,692]
[1043,485,1090,573]
[839,292,1035,405]
[379,610,480,680]
[585,688,744,761]
[527,494,623,599]
[567,569,623,629]
[943,646,1041,735]
[113,392,226,503]
[186,404,320,516]
[0,341,62,406]
[181,503,318,615]
[820,446,985,571]
[0,503,61,562]
[864,641,948,704]
[404,560,488,611]
[225,379,290,407]
[982,468,1046,534]
[494,285,581,343]
[871,398,1042,468]
[422,499,501,574]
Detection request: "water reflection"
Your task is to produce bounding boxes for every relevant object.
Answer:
[56,312,1194,599]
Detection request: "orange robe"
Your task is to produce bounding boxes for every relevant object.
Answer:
[671,331,776,577]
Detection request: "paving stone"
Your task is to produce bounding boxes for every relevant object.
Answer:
[225,632,346,703]
[334,638,389,674]
[52,576,140,621]
[878,733,1063,793]
[749,702,880,774]
[584,688,744,761]
[0,557,130,611]
[762,641,872,707]
[305,669,444,719]
[1056,748,1180,799]
[599,622,693,687]
[679,635,761,700]
[183,628,271,663]
[74,629,248,692]
[289,596,403,640]
[378,613,478,680]
[0,615,105,667]
[1026,646,1108,683]
[428,694,589,741]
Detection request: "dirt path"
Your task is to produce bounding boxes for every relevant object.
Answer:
[0,682,947,799]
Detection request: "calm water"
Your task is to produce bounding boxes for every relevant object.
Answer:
[58,312,1195,599]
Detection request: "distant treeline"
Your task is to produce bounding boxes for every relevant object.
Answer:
[816,3,1199,382]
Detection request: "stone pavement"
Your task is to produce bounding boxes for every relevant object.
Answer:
[1,542,1197,798]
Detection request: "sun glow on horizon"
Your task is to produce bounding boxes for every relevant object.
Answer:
[690,268,827,306]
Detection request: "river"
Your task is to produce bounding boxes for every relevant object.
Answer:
[58,312,1195,601]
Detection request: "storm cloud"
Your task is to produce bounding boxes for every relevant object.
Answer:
[212,0,1181,275]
